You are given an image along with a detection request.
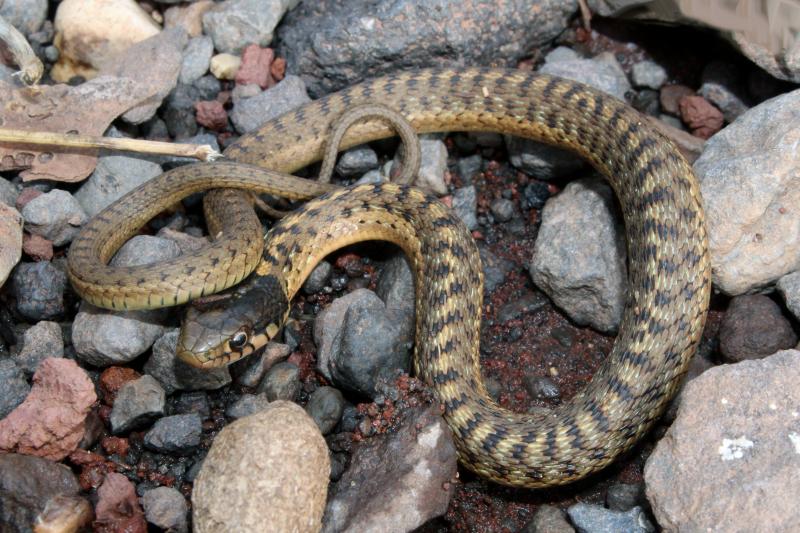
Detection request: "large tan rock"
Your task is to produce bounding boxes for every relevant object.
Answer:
[193,401,330,532]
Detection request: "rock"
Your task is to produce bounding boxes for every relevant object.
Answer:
[497,291,547,323]
[314,289,412,398]
[539,52,632,101]
[0,178,19,206]
[21,189,88,246]
[33,494,93,533]
[0,359,29,419]
[644,350,800,532]
[0,358,96,460]
[522,504,573,533]
[180,35,213,85]
[489,198,515,222]
[231,341,292,388]
[456,154,483,183]
[632,89,660,116]
[525,375,560,400]
[506,138,585,180]
[322,403,457,532]
[376,255,415,314]
[699,61,749,122]
[276,0,576,97]
[659,83,694,115]
[235,44,280,88]
[209,52,241,80]
[14,321,64,376]
[52,0,160,82]
[75,154,163,217]
[258,361,300,402]
[170,391,211,418]
[303,260,333,294]
[678,95,724,139]
[13,261,67,320]
[567,503,654,533]
[0,204,21,287]
[163,83,201,138]
[606,482,647,512]
[109,375,166,434]
[144,329,232,394]
[718,295,797,363]
[197,99,229,130]
[335,147,379,177]
[94,473,147,533]
[528,178,626,333]
[164,0,214,38]
[0,454,81,532]
[226,393,271,419]
[544,45,579,64]
[631,59,668,90]
[192,401,329,532]
[305,386,345,435]
[230,74,311,134]
[694,89,800,294]
[478,245,514,293]
[202,0,299,54]
[99,366,141,405]
[22,233,53,261]
[452,185,478,230]
[730,30,800,85]
[777,271,800,320]
[0,0,47,36]
[142,486,189,533]
[392,137,448,195]
[144,413,203,455]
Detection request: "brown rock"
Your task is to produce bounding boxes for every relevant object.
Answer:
[235,45,276,89]
[194,100,228,131]
[164,0,214,37]
[22,233,53,261]
[34,494,93,533]
[719,295,798,363]
[659,83,694,115]
[0,202,23,286]
[99,366,141,405]
[0,358,97,461]
[322,404,458,532]
[270,57,286,82]
[93,473,146,533]
[679,95,724,139]
[645,350,800,531]
[192,401,330,532]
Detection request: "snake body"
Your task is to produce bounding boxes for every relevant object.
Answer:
[68,68,711,487]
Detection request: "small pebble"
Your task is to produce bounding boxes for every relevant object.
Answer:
[225,393,271,419]
[336,147,379,177]
[567,503,654,533]
[606,482,647,512]
[524,375,561,400]
[522,181,551,210]
[478,245,514,293]
[522,504,573,533]
[13,261,67,321]
[230,75,311,134]
[142,486,188,533]
[258,361,301,402]
[490,198,515,222]
[169,391,210,418]
[457,154,483,183]
[209,52,241,80]
[179,35,213,84]
[109,375,166,435]
[14,321,64,376]
[144,413,203,455]
[305,386,345,434]
[452,186,478,230]
[631,60,668,90]
[303,261,333,295]
[0,359,30,419]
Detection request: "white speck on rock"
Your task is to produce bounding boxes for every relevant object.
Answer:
[417,422,442,449]
[718,436,754,461]
[789,432,800,454]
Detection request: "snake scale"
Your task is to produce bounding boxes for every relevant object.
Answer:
[68,68,711,488]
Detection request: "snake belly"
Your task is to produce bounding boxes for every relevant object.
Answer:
[67,68,711,487]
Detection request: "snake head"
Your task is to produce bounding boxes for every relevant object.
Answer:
[176,275,289,368]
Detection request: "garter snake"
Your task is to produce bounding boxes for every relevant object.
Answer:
[68,68,711,488]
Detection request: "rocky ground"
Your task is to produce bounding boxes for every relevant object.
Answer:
[0,0,799,532]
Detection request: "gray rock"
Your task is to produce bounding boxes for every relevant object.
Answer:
[305,386,345,434]
[567,503,654,533]
[355,168,388,185]
[695,88,800,295]
[335,147,379,177]
[719,295,797,363]
[490,198,515,222]
[13,261,67,320]
[528,178,627,333]
[258,361,300,402]
[457,154,483,183]
[163,83,200,139]
[777,271,800,320]
[632,89,660,116]
[142,486,188,533]
[203,0,299,54]
[539,51,632,101]
[0,178,19,206]
[452,185,477,230]
[0,0,47,36]
[109,375,166,434]
[226,393,271,419]
[376,255,415,313]
[194,74,223,101]
[645,350,800,532]
[14,321,64,376]
[522,504,574,533]
[0,454,81,531]
[525,375,560,400]
[506,138,585,180]
[322,404,457,532]
[314,289,412,398]
[276,0,576,97]
[75,155,163,217]
[144,329,232,395]
[111,235,182,267]
[393,137,448,195]
[544,46,579,64]
[631,60,668,90]
[522,181,551,210]
[497,292,547,323]
[699,61,749,122]
[0,359,29,419]
[180,36,214,85]
[478,244,514,293]
[170,391,211,418]
[303,260,333,294]
[192,402,329,532]
[21,190,88,246]
[606,482,646,512]
[231,342,292,388]
[144,413,203,455]
[230,75,311,134]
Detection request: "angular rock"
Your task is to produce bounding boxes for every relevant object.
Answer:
[144,329,232,394]
[0,359,29,419]
[109,375,166,434]
[777,271,800,321]
[144,413,203,455]
[645,350,800,532]
[193,401,329,532]
[0,358,96,460]
[719,295,797,362]
[528,178,626,333]
[14,321,63,376]
[276,0,576,97]
[142,486,189,533]
[94,473,147,533]
[230,74,311,134]
[13,261,67,320]
[21,189,88,246]
[322,403,457,532]
[75,154,163,217]
[567,503,654,533]
[202,0,300,54]
[694,88,800,294]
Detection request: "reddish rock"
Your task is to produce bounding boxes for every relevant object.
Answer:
[101,436,129,458]
[0,358,97,461]
[94,473,147,533]
[69,449,116,491]
[679,95,725,139]
[235,45,276,89]
[99,366,141,405]
[15,187,42,210]
[194,100,228,131]
[270,57,286,82]
[22,233,53,260]
[660,84,695,115]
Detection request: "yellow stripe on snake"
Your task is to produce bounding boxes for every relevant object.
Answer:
[67,68,711,488]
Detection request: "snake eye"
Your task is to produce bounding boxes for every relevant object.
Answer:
[229,329,249,350]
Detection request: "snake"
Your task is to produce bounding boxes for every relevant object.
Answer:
[67,68,711,488]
